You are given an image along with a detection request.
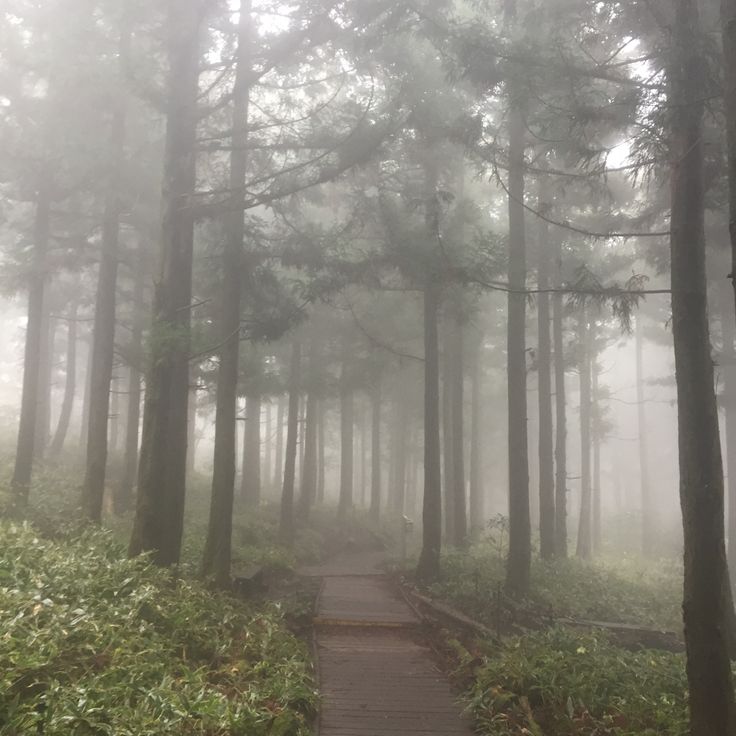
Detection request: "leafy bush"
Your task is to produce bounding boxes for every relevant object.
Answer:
[0,522,317,735]
[467,629,688,735]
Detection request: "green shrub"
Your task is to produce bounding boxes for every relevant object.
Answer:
[468,629,688,735]
[0,522,317,735]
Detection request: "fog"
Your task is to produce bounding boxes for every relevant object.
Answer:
[3,0,736,732]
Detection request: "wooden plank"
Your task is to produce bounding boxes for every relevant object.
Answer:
[314,575,473,736]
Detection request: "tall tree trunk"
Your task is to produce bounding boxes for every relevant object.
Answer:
[264,400,272,494]
[505,73,531,596]
[576,309,592,560]
[317,400,326,503]
[442,321,455,541]
[49,297,79,457]
[115,248,145,515]
[300,336,321,516]
[450,321,467,546]
[407,431,420,521]
[129,0,201,565]
[275,394,285,492]
[299,390,318,517]
[553,234,568,557]
[592,341,602,554]
[417,281,442,582]
[298,393,306,491]
[356,400,366,508]
[391,386,409,518]
[723,0,736,322]
[469,330,484,534]
[537,191,555,559]
[79,333,92,449]
[110,375,121,459]
[81,20,130,522]
[338,357,354,520]
[279,341,301,541]
[12,185,52,509]
[671,2,736,731]
[720,282,736,592]
[635,315,653,555]
[416,153,443,582]
[370,379,381,521]
[34,308,53,462]
[186,379,197,478]
[241,393,261,505]
[116,368,140,512]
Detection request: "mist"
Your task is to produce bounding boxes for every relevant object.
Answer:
[1,1,735,734]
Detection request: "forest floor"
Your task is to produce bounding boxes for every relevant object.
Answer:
[0,466,713,736]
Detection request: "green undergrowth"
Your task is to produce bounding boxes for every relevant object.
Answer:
[430,541,683,633]
[466,628,688,736]
[0,463,338,577]
[0,522,317,735]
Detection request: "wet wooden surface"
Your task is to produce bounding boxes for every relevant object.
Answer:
[317,576,419,626]
[312,567,474,736]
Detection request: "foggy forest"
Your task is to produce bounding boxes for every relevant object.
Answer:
[1,0,736,734]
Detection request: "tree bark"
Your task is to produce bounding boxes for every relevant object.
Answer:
[110,375,121,459]
[505,82,531,596]
[442,320,455,541]
[79,333,92,449]
[317,400,325,504]
[12,185,52,509]
[357,400,366,507]
[300,337,321,515]
[635,315,653,555]
[592,351,602,554]
[671,2,736,731]
[241,393,261,505]
[275,393,285,493]
[723,0,736,323]
[391,385,409,518]
[299,389,318,517]
[129,0,201,565]
[298,393,306,491]
[553,234,568,557]
[186,379,197,478]
[416,154,443,583]
[537,192,555,559]
[416,281,442,583]
[34,307,53,462]
[469,330,484,534]
[450,321,467,546]
[114,246,145,514]
[576,309,592,560]
[280,341,301,541]
[263,400,272,494]
[49,297,79,457]
[370,379,381,521]
[338,356,354,520]
[719,282,736,592]
[81,20,129,523]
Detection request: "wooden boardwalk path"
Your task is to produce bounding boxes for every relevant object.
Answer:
[302,558,474,736]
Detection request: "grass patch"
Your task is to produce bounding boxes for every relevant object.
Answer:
[0,522,317,735]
